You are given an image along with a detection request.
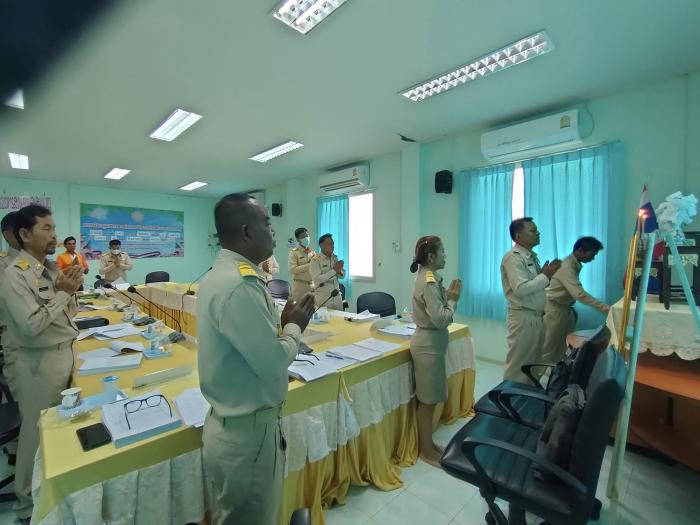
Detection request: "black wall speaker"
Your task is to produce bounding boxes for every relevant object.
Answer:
[271,203,282,217]
[435,170,453,194]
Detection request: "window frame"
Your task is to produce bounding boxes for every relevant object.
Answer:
[347,189,375,281]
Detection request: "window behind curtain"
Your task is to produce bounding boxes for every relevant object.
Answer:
[348,192,374,278]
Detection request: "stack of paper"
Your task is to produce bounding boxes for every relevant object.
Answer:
[288,358,338,382]
[315,350,358,370]
[352,338,403,354]
[173,388,211,428]
[378,325,416,339]
[77,323,143,341]
[102,390,181,447]
[109,341,145,353]
[329,310,380,323]
[77,354,143,375]
[327,345,381,362]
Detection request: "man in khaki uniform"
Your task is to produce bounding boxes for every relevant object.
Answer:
[99,239,133,283]
[197,194,314,525]
[258,254,280,282]
[501,218,560,382]
[0,205,83,522]
[1,212,21,348]
[309,233,344,311]
[542,237,610,363]
[288,227,315,300]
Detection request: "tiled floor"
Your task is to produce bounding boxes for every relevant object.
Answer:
[1,358,698,524]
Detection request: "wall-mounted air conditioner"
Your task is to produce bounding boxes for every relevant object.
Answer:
[481,109,582,161]
[319,165,369,194]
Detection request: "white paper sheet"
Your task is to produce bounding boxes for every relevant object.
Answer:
[109,341,145,352]
[173,388,211,428]
[327,344,381,362]
[352,338,403,353]
[77,353,143,375]
[78,347,120,360]
[288,358,337,382]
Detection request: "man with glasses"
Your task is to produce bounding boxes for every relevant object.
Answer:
[197,194,315,525]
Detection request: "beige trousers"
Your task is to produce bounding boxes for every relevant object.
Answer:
[542,301,577,364]
[3,341,74,519]
[290,280,312,302]
[202,406,286,525]
[504,309,544,383]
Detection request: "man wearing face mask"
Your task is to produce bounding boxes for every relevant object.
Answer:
[0,204,83,523]
[309,233,344,311]
[99,239,133,283]
[288,227,315,301]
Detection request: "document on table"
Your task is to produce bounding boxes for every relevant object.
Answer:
[102,390,181,447]
[173,388,211,428]
[76,323,143,341]
[288,358,338,382]
[315,350,358,370]
[327,344,381,362]
[377,325,416,338]
[109,341,145,352]
[77,354,143,375]
[78,347,120,360]
[352,338,403,354]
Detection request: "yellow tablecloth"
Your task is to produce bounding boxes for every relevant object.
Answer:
[35,297,475,525]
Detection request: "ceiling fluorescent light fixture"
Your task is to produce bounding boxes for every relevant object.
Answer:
[179,181,208,191]
[8,153,29,170]
[104,168,130,180]
[272,0,348,35]
[249,141,303,162]
[400,30,554,102]
[4,89,24,109]
[150,108,202,141]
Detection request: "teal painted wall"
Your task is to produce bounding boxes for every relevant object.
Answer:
[0,177,217,285]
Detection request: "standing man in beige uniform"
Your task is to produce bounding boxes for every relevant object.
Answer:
[500,218,560,382]
[309,233,344,311]
[288,227,315,300]
[0,205,83,523]
[1,212,21,348]
[197,193,315,525]
[99,239,133,283]
[542,237,610,363]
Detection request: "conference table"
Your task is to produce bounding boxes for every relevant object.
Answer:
[33,284,476,525]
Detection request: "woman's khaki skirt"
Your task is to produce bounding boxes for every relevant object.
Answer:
[409,327,449,404]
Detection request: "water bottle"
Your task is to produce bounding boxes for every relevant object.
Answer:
[150,337,161,353]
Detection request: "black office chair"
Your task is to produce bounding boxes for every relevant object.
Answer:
[289,508,312,525]
[356,291,396,317]
[145,271,170,284]
[338,283,349,311]
[267,279,290,300]
[440,347,627,525]
[0,374,20,503]
[474,325,611,429]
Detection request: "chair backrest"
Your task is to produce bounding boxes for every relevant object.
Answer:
[145,271,170,284]
[356,292,396,317]
[569,325,611,388]
[568,347,626,491]
[267,279,290,300]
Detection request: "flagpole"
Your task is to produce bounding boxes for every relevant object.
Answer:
[617,212,643,360]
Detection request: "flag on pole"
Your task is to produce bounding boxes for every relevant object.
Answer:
[637,185,665,258]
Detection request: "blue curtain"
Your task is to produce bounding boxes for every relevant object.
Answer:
[458,163,515,320]
[523,142,623,328]
[316,195,351,298]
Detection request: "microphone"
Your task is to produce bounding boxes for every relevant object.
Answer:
[185,266,212,295]
[313,289,339,314]
[102,282,140,308]
[127,285,183,334]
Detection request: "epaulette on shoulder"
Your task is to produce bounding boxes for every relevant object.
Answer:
[425,271,436,284]
[14,259,30,271]
[237,261,259,278]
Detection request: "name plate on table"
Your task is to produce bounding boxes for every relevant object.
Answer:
[132,364,193,389]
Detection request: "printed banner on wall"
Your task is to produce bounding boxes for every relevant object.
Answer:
[0,195,52,210]
[80,203,184,259]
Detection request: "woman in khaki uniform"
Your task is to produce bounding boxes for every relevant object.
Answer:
[409,236,462,467]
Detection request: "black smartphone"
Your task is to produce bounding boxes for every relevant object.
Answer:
[76,422,112,451]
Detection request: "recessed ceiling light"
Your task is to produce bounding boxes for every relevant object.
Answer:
[272,0,348,35]
[4,89,24,109]
[8,153,29,170]
[104,168,130,180]
[150,108,202,141]
[400,31,554,102]
[249,141,304,163]
[179,181,208,191]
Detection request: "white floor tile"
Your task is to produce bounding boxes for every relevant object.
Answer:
[406,466,479,520]
[371,490,452,525]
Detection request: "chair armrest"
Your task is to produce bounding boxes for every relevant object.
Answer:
[497,388,556,428]
[460,436,588,497]
[521,363,554,389]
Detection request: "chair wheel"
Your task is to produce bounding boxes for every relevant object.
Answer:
[485,511,496,525]
[591,498,602,520]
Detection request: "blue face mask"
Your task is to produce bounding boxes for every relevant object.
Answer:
[300,237,310,248]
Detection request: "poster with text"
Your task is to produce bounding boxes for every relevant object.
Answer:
[80,203,184,259]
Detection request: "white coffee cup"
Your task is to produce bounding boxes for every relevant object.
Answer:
[61,387,82,409]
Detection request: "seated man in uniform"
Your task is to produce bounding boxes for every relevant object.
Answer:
[309,233,344,310]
